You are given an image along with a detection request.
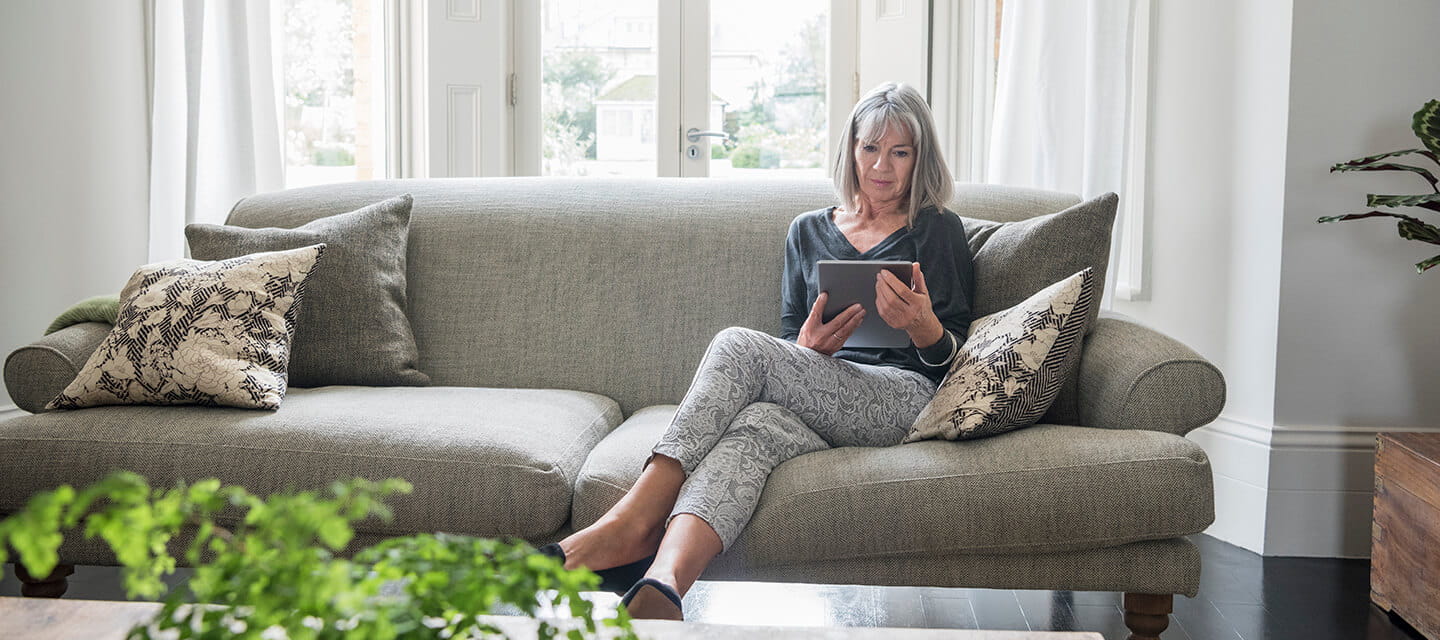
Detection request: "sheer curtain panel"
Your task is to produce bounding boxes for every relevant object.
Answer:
[985,0,1141,305]
[147,0,283,262]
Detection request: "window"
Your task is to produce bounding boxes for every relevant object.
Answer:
[279,0,389,189]
[639,108,654,145]
[530,0,832,178]
[599,108,614,136]
[540,0,658,176]
[614,109,634,137]
[710,0,828,177]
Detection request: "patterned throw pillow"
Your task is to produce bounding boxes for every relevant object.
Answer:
[959,193,1116,427]
[46,245,326,411]
[905,268,1095,442]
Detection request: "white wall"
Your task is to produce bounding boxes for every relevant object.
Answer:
[1112,0,1293,554]
[1120,0,1440,557]
[1275,1,1440,430]
[0,1,151,411]
[1261,0,1440,557]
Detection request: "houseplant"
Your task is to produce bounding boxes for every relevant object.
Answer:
[1318,99,1440,273]
[0,472,637,639]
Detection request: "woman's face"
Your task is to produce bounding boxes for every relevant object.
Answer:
[853,123,916,207]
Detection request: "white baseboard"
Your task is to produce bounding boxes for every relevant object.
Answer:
[1263,424,1440,558]
[1184,417,1438,558]
[1270,424,1412,450]
[1206,468,1269,554]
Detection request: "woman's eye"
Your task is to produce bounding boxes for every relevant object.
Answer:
[895,150,910,158]
[862,145,878,152]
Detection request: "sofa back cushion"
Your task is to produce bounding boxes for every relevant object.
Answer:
[226,178,1080,415]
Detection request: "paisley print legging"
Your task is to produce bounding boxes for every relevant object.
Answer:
[651,326,937,550]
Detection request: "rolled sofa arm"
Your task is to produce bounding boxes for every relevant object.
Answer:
[1075,312,1226,437]
[4,322,111,413]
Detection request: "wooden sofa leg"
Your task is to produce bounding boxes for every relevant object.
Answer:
[14,563,75,598]
[1122,593,1172,640]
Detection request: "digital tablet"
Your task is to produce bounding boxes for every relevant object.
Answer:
[817,260,914,348]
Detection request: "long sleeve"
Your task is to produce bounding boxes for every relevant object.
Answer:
[910,211,976,374]
[780,218,809,342]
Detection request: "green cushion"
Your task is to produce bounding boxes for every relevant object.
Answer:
[44,295,119,335]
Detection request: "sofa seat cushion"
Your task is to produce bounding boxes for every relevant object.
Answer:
[0,386,621,540]
[573,405,1213,567]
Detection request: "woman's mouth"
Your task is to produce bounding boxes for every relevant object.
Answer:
[871,179,893,187]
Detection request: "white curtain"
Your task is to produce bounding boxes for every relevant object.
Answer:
[985,0,1136,306]
[147,0,283,262]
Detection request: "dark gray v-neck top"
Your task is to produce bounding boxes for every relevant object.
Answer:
[780,205,976,383]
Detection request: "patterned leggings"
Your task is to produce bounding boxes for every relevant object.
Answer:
[651,327,937,550]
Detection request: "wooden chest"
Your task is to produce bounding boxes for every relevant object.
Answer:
[1373,431,1440,639]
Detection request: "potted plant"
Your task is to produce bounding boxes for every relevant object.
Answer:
[0,472,637,639]
[1318,99,1440,273]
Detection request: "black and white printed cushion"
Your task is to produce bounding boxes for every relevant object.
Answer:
[46,244,326,411]
[905,268,1095,442]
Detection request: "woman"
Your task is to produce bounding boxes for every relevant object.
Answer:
[541,82,976,620]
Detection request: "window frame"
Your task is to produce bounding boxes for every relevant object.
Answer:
[513,0,860,177]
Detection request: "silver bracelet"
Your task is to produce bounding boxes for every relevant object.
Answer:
[916,330,958,368]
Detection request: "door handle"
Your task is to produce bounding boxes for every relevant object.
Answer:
[686,128,730,143]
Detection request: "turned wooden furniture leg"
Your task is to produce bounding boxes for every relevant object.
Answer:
[13,563,75,598]
[1122,592,1172,640]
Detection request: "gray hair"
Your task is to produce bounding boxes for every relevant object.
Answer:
[832,82,953,227]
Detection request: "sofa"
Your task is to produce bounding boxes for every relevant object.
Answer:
[1,177,1222,638]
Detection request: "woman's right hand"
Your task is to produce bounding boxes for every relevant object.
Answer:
[797,292,865,356]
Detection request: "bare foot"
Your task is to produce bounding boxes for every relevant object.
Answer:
[624,578,684,621]
[556,515,664,572]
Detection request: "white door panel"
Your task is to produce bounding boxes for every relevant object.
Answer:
[856,0,927,95]
[426,0,510,177]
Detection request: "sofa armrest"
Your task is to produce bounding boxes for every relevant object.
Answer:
[1075,312,1226,436]
[4,322,111,413]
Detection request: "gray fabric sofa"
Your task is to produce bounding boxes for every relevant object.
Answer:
[1,178,1222,637]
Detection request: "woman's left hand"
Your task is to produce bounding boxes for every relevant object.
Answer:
[875,262,945,349]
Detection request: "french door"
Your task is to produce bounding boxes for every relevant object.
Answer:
[514,0,847,178]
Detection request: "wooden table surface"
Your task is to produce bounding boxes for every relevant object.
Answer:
[0,596,1103,639]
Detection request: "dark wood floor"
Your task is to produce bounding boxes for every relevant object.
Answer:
[0,534,1427,639]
